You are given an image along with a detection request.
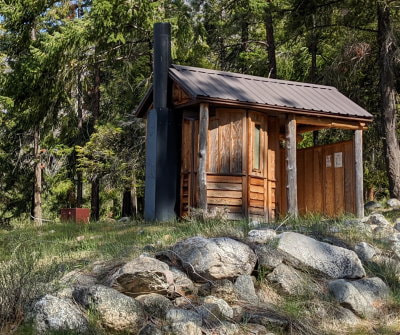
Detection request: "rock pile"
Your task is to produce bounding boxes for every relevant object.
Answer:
[27,220,396,334]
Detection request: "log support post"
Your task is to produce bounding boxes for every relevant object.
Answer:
[355,129,364,218]
[198,103,209,210]
[286,115,298,217]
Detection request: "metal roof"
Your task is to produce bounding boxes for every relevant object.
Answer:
[168,64,372,120]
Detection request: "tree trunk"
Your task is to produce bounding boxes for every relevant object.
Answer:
[30,26,42,225]
[122,188,133,217]
[377,2,400,199]
[308,16,319,82]
[90,177,100,221]
[76,71,84,207]
[76,5,84,207]
[90,63,101,220]
[33,126,42,225]
[265,1,277,78]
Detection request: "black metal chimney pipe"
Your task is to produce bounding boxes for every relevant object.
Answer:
[153,23,171,109]
[144,23,178,221]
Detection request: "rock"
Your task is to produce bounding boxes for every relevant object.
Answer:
[256,283,282,305]
[199,296,233,322]
[394,218,400,231]
[166,308,202,326]
[354,242,377,262]
[391,243,400,261]
[231,305,244,322]
[333,306,360,326]
[366,213,390,226]
[328,277,389,318]
[166,321,202,335]
[118,216,130,222]
[74,285,145,333]
[207,322,240,335]
[267,263,310,295]
[172,236,257,281]
[136,293,173,318]
[241,323,270,335]
[174,296,191,307]
[170,267,197,297]
[28,295,88,334]
[234,275,258,304]
[60,270,97,288]
[387,198,400,209]
[253,244,283,270]
[247,229,277,244]
[244,311,288,328]
[364,201,382,211]
[209,279,238,303]
[109,256,174,297]
[277,232,366,279]
[373,226,395,238]
[139,323,164,335]
[387,232,400,243]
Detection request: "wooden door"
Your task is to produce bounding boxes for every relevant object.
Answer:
[180,116,198,216]
[247,112,268,221]
[295,140,355,217]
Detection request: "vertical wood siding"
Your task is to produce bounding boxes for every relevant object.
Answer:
[281,139,356,217]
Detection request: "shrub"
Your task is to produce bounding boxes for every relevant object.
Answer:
[0,247,61,333]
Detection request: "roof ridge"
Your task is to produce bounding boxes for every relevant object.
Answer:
[171,64,336,91]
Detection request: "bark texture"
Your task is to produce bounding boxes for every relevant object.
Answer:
[265,1,277,78]
[90,63,101,220]
[33,127,42,225]
[377,2,400,199]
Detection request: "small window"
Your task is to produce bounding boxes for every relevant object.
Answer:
[253,124,261,170]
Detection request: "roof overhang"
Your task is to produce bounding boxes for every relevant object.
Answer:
[135,65,373,126]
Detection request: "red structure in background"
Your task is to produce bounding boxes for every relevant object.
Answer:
[60,208,90,223]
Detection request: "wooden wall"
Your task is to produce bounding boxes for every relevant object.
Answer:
[281,140,356,217]
[206,109,246,219]
[180,106,356,220]
[180,118,198,216]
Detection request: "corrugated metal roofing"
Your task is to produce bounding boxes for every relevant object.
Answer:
[169,64,372,120]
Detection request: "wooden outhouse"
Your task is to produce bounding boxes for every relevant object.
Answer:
[136,23,373,222]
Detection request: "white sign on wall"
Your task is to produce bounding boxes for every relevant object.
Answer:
[334,152,343,168]
[326,155,332,167]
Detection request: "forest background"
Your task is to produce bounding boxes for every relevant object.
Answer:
[0,0,399,224]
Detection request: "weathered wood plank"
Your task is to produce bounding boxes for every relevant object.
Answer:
[297,149,305,213]
[208,197,242,206]
[219,111,231,173]
[249,199,264,208]
[249,185,264,194]
[249,177,264,186]
[230,112,243,173]
[207,175,242,183]
[304,149,314,213]
[286,115,298,217]
[354,130,364,218]
[207,190,242,198]
[249,207,265,215]
[249,192,264,200]
[208,118,219,173]
[207,182,242,191]
[198,103,209,210]
[324,147,335,216]
[334,146,345,215]
[313,147,323,213]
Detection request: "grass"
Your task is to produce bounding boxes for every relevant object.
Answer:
[0,217,249,334]
[2,211,400,334]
